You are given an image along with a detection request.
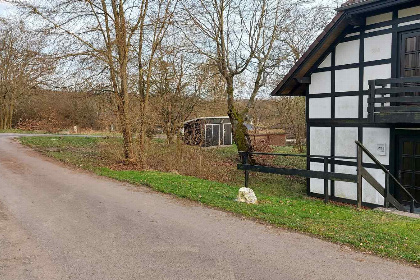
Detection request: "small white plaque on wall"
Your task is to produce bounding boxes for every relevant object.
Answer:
[376,144,386,156]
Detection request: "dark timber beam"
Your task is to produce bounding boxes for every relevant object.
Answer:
[346,15,365,26]
[294,77,311,84]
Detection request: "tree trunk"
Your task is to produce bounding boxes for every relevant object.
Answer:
[117,104,135,162]
[225,77,253,155]
[138,98,148,161]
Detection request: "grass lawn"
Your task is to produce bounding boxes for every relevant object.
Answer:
[0,129,48,134]
[20,136,420,265]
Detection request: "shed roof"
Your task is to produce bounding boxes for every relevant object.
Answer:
[184,116,230,124]
[271,0,417,96]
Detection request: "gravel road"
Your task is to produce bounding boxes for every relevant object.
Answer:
[0,134,418,279]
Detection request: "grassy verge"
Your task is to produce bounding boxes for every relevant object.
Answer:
[20,136,420,265]
[0,129,48,134]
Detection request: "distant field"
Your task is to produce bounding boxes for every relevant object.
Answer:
[20,136,420,265]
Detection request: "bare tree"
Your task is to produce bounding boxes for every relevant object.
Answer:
[0,20,53,129]
[181,0,293,156]
[8,0,159,162]
[283,3,334,64]
[153,52,201,144]
[136,0,177,162]
[275,97,306,152]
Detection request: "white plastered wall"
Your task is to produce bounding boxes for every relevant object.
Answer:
[333,128,358,201]
[363,62,391,91]
[362,127,390,165]
[334,166,385,205]
[335,96,359,118]
[309,127,332,195]
[335,40,359,66]
[362,168,386,205]
[335,68,359,92]
[309,98,331,119]
[309,71,331,94]
[335,127,358,158]
[310,127,331,156]
[364,34,392,62]
[310,162,331,195]
[318,53,331,68]
[335,165,357,201]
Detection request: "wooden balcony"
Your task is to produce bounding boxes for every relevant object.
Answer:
[368,77,420,124]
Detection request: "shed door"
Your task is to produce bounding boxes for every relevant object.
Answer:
[205,125,212,146]
[212,125,220,146]
[223,123,232,145]
[205,124,220,146]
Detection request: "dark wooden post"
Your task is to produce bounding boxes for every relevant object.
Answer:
[368,80,376,123]
[357,144,363,209]
[324,157,329,204]
[243,152,249,188]
[410,199,415,213]
[384,173,389,208]
[381,84,386,107]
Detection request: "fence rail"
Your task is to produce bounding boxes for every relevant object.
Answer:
[238,152,357,204]
[238,141,419,213]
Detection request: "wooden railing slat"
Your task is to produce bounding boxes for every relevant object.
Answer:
[369,96,420,103]
[374,77,420,85]
[376,86,420,94]
[360,167,385,197]
[374,106,420,112]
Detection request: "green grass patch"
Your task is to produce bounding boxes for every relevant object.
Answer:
[20,136,420,265]
[0,129,48,134]
[20,136,100,148]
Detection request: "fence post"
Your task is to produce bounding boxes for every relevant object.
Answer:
[357,144,363,209]
[243,152,249,189]
[324,157,329,204]
[410,199,415,213]
[384,173,389,208]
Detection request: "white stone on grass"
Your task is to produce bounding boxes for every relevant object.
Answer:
[237,187,258,204]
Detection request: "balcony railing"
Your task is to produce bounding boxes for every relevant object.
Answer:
[368,77,420,123]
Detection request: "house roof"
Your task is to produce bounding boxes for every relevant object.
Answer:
[271,0,416,96]
[338,0,382,11]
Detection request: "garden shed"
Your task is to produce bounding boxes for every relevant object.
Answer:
[183,116,233,147]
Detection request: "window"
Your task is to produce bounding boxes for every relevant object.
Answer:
[401,31,420,77]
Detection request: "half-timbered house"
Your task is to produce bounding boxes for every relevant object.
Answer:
[272,0,420,210]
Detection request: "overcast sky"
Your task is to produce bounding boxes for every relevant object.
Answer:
[0,1,14,17]
[0,1,347,17]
